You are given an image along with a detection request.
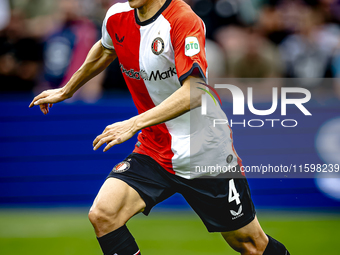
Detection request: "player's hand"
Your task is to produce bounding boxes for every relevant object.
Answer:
[93,118,138,152]
[29,88,70,115]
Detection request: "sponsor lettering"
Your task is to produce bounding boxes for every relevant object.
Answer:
[120,64,176,81]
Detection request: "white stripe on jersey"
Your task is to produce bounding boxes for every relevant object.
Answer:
[138,15,192,175]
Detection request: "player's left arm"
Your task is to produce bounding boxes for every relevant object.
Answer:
[93,76,205,152]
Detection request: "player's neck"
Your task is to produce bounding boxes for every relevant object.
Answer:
[137,0,167,22]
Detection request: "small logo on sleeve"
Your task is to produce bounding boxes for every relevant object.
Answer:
[185,36,200,57]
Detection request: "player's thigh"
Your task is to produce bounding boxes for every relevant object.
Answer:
[221,216,268,254]
[90,177,146,225]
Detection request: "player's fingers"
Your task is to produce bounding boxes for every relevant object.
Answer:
[34,98,50,106]
[93,134,105,147]
[29,96,41,108]
[39,104,49,115]
[29,100,35,108]
[29,91,49,107]
[93,130,116,146]
[103,137,122,152]
[103,126,109,134]
[93,136,114,151]
[94,138,110,151]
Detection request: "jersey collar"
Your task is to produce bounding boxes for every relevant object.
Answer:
[134,0,172,26]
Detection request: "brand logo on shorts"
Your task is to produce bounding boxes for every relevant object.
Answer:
[151,37,164,55]
[230,205,244,220]
[113,161,130,173]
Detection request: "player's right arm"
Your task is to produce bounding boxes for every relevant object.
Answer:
[29,40,117,114]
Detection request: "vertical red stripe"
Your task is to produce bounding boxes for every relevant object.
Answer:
[106,11,175,174]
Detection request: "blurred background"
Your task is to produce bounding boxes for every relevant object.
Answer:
[1,0,340,254]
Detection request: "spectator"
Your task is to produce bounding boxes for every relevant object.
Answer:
[0,9,43,92]
[257,3,291,45]
[0,0,10,31]
[40,0,103,102]
[279,5,340,83]
[2,0,340,100]
[215,26,283,78]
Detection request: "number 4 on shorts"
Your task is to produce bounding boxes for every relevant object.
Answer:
[228,179,241,205]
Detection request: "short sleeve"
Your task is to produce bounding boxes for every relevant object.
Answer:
[171,13,208,84]
[101,7,115,50]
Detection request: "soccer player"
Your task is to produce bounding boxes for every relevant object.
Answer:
[29,0,290,254]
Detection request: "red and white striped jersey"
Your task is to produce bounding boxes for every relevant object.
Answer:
[102,0,241,179]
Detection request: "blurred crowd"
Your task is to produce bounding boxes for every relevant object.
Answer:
[1,0,340,101]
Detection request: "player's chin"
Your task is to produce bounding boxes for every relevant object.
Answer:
[128,0,144,9]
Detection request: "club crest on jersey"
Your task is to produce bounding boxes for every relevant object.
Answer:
[112,161,130,173]
[151,37,164,55]
[185,36,200,57]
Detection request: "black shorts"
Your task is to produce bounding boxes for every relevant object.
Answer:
[107,153,256,232]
